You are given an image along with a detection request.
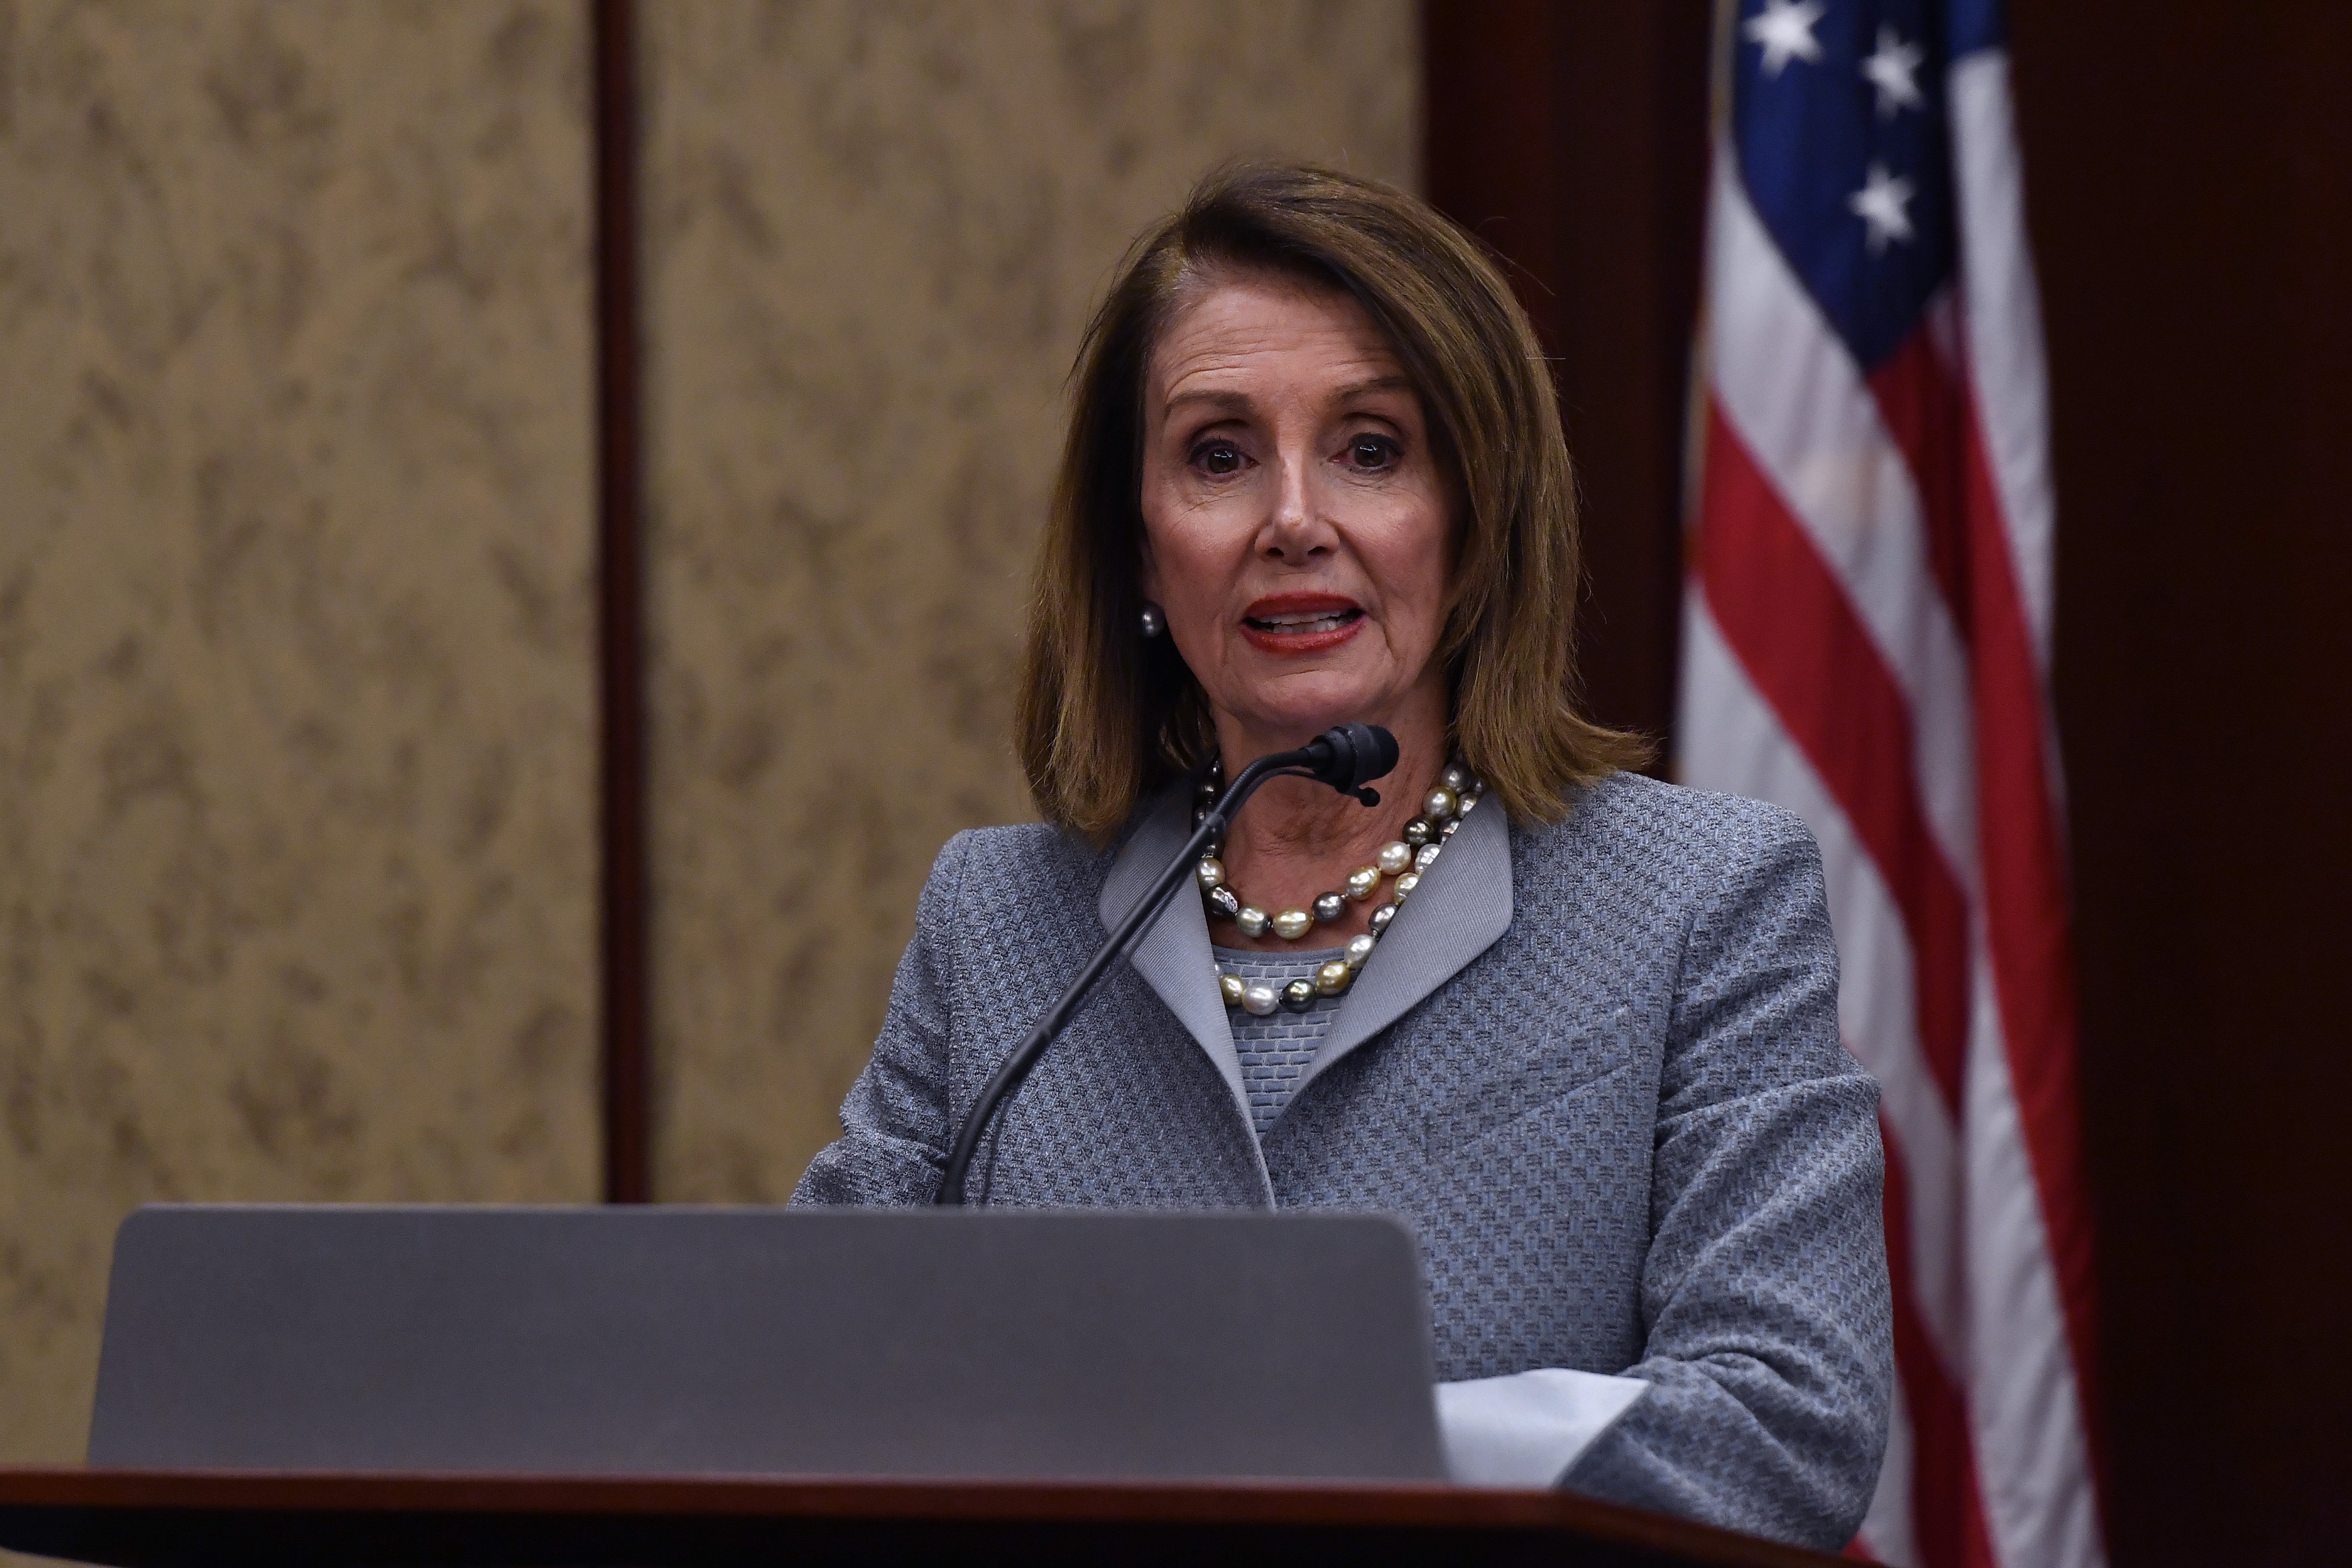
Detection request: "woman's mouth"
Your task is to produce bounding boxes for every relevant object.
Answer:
[1240,594,1367,654]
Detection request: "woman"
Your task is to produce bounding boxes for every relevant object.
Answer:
[795,164,1890,1549]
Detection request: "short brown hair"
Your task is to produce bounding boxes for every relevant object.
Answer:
[1016,162,1648,844]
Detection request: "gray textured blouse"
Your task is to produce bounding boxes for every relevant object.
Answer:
[794,770,1893,1550]
[1215,945,1347,1137]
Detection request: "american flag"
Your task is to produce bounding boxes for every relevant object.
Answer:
[1677,3,2103,1565]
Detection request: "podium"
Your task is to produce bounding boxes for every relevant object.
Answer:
[36,1207,1851,1564]
[0,1467,1846,1567]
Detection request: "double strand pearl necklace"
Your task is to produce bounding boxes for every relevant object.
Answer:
[1194,760,1484,1015]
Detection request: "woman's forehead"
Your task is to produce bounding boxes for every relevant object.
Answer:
[1147,274,1406,408]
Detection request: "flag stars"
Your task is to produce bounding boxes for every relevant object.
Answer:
[1849,161,1916,252]
[1743,0,1825,79]
[1861,25,1926,118]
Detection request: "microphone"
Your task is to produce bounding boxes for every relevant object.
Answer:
[1298,720,1401,806]
[934,723,1400,1204]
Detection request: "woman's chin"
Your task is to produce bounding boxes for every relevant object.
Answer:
[1222,675,1399,743]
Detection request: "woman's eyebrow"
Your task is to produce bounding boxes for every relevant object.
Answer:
[1161,387,1253,419]
[1333,374,1414,401]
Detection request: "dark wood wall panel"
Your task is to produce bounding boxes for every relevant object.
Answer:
[1426,5,2352,1564]
[2009,6,2352,1564]
[1423,1,1710,760]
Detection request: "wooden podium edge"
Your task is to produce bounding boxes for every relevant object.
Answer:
[0,1466,1843,1568]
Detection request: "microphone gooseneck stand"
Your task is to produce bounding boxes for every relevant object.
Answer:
[934,722,1400,1205]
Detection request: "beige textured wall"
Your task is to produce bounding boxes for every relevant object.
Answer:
[0,0,597,1462]
[643,0,1421,1200]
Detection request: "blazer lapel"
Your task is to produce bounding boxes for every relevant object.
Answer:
[1291,793,1513,1099]
[1099,780,1514,1149]
[1097,784,1263,1149]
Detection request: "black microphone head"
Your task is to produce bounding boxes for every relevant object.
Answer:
[1306,723,1400,795]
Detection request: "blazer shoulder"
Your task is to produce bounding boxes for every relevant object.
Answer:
[931,819,1115,902]
[1510,770,1822,885]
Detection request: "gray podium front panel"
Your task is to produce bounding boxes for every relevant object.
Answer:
[89,1205,1443,1483]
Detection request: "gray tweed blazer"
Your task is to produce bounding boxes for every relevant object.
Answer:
[794,770,1892,1549]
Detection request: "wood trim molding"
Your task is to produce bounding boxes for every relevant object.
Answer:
[592,0,649,1205]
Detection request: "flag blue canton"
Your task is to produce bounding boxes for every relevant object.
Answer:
[1732,0,1999,370]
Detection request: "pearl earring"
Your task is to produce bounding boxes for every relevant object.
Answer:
[1140,603,1166,639]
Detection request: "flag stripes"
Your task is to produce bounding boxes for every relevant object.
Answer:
[1678,8,2103,1565]
[1696,399,1975,1115]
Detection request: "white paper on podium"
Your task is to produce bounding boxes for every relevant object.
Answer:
[1435,1368,1651,1488]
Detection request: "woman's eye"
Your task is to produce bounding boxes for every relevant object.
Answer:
[1346,434,1402,471]
[1192,441,1246,476]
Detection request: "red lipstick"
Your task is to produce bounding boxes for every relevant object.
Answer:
[1239,593,1366,655]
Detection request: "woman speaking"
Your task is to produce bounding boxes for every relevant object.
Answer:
[794,164,1891,1549]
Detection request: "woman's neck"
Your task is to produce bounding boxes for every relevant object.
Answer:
[1207,682,1451,950]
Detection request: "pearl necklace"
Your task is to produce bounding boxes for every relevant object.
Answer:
[1194,760,1484,1014]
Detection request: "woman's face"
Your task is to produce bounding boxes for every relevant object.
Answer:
[1138,273,1453,755]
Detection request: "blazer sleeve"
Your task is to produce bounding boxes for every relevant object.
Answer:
[1560,805,1893,1550]
[789,832,970,1206]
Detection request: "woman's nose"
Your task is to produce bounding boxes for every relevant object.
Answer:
[1258,458,1337,559]
[1259,528,1332,562]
